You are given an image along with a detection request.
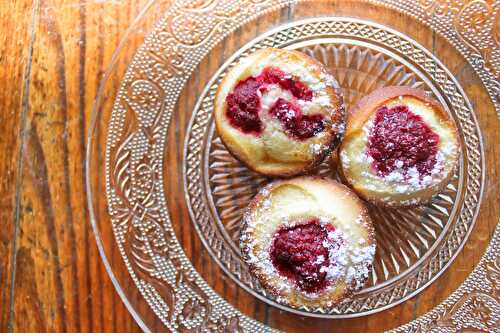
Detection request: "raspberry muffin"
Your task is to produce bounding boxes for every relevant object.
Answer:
[215,48,345,177]
[240,177,376,309]
[339,86,459,207]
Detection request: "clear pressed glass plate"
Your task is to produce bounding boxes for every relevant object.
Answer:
[186,28,471,316]
[87,0,499,332]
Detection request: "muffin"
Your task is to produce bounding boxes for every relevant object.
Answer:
[339,86,459,207]
[215,48,345,177]
[240,176,376,309]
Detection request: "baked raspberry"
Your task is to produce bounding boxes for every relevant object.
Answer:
[225,67,316,138]
[270,220,334,293]
[269,98,325,140]
[368,105,439,177]
[258,67,313,101]
[225,77,263,134]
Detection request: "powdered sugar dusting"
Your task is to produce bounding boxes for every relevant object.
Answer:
[314,255,325,265]
[309,143,324,154]
[319,71,337,88]
[340,150,351,169]
[319,228,376,291]
[381,160,445,193]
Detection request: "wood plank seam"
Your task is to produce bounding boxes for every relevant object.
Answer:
[8,2,41,332]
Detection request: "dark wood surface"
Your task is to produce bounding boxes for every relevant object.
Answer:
[1,1,498,332]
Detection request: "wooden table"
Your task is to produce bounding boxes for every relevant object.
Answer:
[1,1,498,332]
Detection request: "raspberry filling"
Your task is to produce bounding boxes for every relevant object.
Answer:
[367,105,440,177]
[225,67,324,140]
[269,98,325,140]
[269,219,336,293]
[259,67,313,101]
[226,77,263,134]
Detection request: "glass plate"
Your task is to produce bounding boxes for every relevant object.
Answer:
[185,19,480,317]
[87,0,499,331]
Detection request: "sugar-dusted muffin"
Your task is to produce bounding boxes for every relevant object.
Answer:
[339,86,459,207]
[240,176,376,309]
[215,48,345,177]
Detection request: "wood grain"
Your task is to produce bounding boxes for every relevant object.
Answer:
[2,1,498,332]
[4,0,147,332]
[0,1,37,331]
